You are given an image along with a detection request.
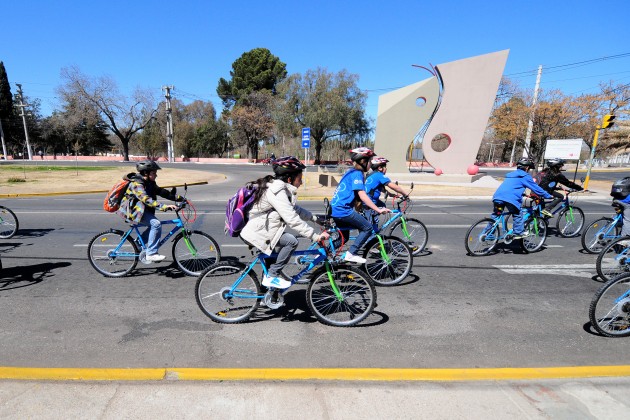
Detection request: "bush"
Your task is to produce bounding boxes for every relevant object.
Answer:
[7,177,26,183]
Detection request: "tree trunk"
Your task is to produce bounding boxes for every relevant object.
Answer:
[314,137,323,165]
[121,138,130,161]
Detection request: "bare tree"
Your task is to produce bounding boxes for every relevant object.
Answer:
[57,66,156,161]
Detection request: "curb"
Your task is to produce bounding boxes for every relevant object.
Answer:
[2,366,630,382]
[0,181,209,198]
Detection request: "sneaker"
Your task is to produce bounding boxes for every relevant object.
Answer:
[343,251,367,264]
[513,232,531,240]
[262,275,292,289]
[145,253,166,262]
[541,209,553,218]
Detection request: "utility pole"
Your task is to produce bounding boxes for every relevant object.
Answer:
[0,119,7,159]
[522,65,542,159]
[162,85,175,162]
[15,83,33,160]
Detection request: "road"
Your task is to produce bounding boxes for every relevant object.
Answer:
[1,167,629,370]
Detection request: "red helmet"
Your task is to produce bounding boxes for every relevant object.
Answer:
[349,147,375,162]
[370,156,389,169]
[272,156,306,176]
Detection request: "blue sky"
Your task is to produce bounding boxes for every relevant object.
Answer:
[2,0,629,124]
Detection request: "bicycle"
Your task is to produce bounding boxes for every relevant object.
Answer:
[538,190,585,238]
[595,236,630,282]
[0,205,19,239]
[581,203,622,254]
[88,187,220,277]
[465,200,548,256]
[296,199,414,287]
[589,272,630,337]
[378,184,429,256]
[195,221,376,327]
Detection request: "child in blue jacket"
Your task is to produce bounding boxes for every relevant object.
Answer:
[492,158,552,239]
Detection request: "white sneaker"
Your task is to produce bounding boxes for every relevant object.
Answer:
[343,251,367,264]
[262,275,291,289]
[146,254,166,262]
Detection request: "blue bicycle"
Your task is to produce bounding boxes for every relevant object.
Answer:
[589,272,630,337]
[195,221,376,327]
[465,199,548,256]
[581,203,623,254]
[537,190,585,237]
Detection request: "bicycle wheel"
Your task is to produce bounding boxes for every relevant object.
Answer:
[87,230,139,277]
[556,206,585,238]
[389,217,428,255]
[172,230,221,276]
[596,237,630,282]
[362,235,413,286]
[589,273,630,337]
[581,217,619,254]
[465,218,500,256]
[306,264,376,327]
[195,262,261,324]
[0,205,19,239]
[521,217,548,253]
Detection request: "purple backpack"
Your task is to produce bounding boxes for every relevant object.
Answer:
[225,184,258,237]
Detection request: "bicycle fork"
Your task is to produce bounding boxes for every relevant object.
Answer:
[325,261,345,302]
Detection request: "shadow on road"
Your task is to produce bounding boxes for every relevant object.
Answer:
[14,228,55,238]
[0,261,72,291]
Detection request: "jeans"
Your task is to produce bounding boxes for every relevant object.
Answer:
[493,201,523,235]
[616,201,630,237]
[268,233,299,277]
[334,211,373,255]
[139,211,162,255]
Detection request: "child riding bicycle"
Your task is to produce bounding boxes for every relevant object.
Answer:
[536,158,583,217]
[364,156,410,228]
[492,157,552,239]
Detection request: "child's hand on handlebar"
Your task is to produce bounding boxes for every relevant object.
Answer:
[377,207,391,214]
[164,204,178,211]
[319,232,330,242]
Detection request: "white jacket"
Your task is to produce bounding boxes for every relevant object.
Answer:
[240,179,321,255]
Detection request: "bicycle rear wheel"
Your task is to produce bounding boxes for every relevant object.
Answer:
[581,217,619,254]
[87,230,139,277]
[0,205,19,239]
[389,217,428,255]
[172,230,221,276]
[556,206,584,238]
[362,235,413,286]
[521,217,548,253]
[465,218,500,256]
[589,273,630,337]
[195,262,261,324]
[306,264,376,327]
[596,237,630,282]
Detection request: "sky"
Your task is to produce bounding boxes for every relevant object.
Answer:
[2,0,630,125]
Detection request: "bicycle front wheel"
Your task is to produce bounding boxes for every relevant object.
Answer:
[195,262,261,324]
[0,205,19,239]
[596,237,630,282]
[362,235,413,286]
[521,217,548,253]
[172,230,221,276]
[581,217,619,254]
[465,218,500,256]
[556,206,585,238]
[306,264,376,327]
[589,273,630,337]
[87,230,139,277]
[389,217,428,255]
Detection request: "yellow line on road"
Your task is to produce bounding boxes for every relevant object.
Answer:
[2,366,630,381]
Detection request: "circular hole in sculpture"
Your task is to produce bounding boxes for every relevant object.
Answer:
[431,134,451,152]
[416,97,427,107]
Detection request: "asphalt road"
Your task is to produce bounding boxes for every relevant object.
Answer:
[1,171,629,370]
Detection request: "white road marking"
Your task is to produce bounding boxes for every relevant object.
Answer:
[493,264,594,278]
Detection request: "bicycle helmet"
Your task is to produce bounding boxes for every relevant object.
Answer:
[546,158,565,169]
[370,156,389,170]
[349,147,375,162]
[516,157,535,170]
[136,160,162,174]
[272,156,306,176]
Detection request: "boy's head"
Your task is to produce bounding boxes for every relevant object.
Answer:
[516,157,535,172]
[546,158,565,173]
[349,147,375,172]
[136,160,162,179]
[370,156,389,172]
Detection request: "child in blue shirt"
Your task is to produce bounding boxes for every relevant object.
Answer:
[364,156,410,229]
[331,147,390,264]
[492,157,552,238]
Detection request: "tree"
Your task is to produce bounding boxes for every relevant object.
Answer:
[278,67,371,164]
[57,66,156,161]
[0,61,15,152]
[172,99,217,158]
[194,117,230,157]
[217,48,287,109]
[231,91,274,160]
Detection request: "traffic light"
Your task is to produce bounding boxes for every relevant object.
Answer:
[602,114,616,129]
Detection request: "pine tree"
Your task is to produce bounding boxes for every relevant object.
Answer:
[0,61,14,148]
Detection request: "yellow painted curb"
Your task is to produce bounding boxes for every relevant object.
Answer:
[2,366,630,382]
[0,181,209,198]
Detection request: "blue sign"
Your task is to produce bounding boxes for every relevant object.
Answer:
[302,139,311,148]
[301,127,311,140]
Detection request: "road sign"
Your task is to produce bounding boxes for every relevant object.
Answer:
[544,139,586,160]
[302,127,311,148]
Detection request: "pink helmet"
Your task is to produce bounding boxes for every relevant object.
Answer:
[349,147,375,162]
[370,156,389,169]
